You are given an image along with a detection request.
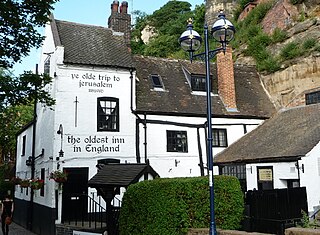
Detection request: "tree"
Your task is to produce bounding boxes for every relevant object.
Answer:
[0,0,58,163]
[0,0,59,68]
[0,69,55,110]
[0,69,55,163]
[130,1,205,58]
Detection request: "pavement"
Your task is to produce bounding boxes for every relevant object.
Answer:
[6,222,38,235]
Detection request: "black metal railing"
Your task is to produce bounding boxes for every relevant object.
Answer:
[62,193,121,234]
[63,193,107,230]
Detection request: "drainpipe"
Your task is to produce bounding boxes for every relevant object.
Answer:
[296,160,301,187]
[197,127,205,176]
[130,69,148,163]
[144,113,147,163]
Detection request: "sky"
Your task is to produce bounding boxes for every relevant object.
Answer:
[12,0,204,75]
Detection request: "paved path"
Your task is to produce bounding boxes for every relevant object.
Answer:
[7,222,38,235]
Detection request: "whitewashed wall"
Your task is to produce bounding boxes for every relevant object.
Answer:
[300,142,320,212]
[15,126,33,202]
[139,114,263,178]
[246,162,299,191]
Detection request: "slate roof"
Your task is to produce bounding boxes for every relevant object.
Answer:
[134,55,276,118]
[51,16,134,69]
[214,104,320,164]
[88,164,159,187]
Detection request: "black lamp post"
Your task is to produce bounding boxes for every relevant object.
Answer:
[179,11,235,235]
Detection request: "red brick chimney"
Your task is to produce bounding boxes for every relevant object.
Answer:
[216,47,237,111]
[108,1,131,47]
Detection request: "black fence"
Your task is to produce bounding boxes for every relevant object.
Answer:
[243,187,308,235]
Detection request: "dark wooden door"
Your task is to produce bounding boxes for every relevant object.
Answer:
[62,167,89,222]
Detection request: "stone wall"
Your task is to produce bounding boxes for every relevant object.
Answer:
[188,229,272,235]
[188,228,320,235]
[285,227,320,235]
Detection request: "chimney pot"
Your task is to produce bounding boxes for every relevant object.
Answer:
[111,0,119,13]
[120,1,128,14]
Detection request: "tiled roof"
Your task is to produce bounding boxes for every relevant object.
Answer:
[88,164,159,187]
[214,104,320,164]
[51,17,134,69]
[134,55,276,118]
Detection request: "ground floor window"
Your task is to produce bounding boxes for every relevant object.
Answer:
[219,164,246,191]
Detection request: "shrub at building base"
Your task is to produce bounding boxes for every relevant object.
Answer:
[119,176,244,235]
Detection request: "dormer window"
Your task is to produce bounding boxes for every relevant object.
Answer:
[150,74,164,89]
[191,75,207,92]
[306,91,320,105]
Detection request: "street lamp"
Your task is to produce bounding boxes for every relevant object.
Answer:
[179,11,235,235]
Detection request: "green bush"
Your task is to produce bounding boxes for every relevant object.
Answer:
[280,42,302,60]
[303,38,317,50]
[256,56,280,73]
[271,28,287,43]
[119,176,244,235]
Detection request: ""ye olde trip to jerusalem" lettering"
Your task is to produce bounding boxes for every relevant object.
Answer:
[71,72,120,91]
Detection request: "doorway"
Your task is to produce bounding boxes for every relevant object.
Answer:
[257,166,274,190]
[62,167,89,222]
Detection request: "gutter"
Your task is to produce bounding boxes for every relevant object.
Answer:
[214,155,303,166]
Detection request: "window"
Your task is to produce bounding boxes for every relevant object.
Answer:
[150,74,164,89]
[167,130,188,152]
[219,165,247,191]
[44,56,50,75]
[97,97,119,132]
[191,75,207,92]
[306,91,320,105]
[21,135,26,156]
[213,129,228,147]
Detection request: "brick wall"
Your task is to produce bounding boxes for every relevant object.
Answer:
[217,47,237,111]
[108,0,131,47]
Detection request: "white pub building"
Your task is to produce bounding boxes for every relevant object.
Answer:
[14,1,276,234]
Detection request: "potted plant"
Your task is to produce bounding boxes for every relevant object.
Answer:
[11,177,22,185]
[49,170,68,183]
[19,179,30,188]
[29,178,44,190]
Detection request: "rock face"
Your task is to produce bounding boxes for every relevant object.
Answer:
[260,16,320,109]
[205,0,237,26]
[260,53,320,109]
[228,0,320,109]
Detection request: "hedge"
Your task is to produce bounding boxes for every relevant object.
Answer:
[119,176,244,235]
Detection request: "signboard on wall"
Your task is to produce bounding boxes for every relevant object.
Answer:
[258,168,273,181]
